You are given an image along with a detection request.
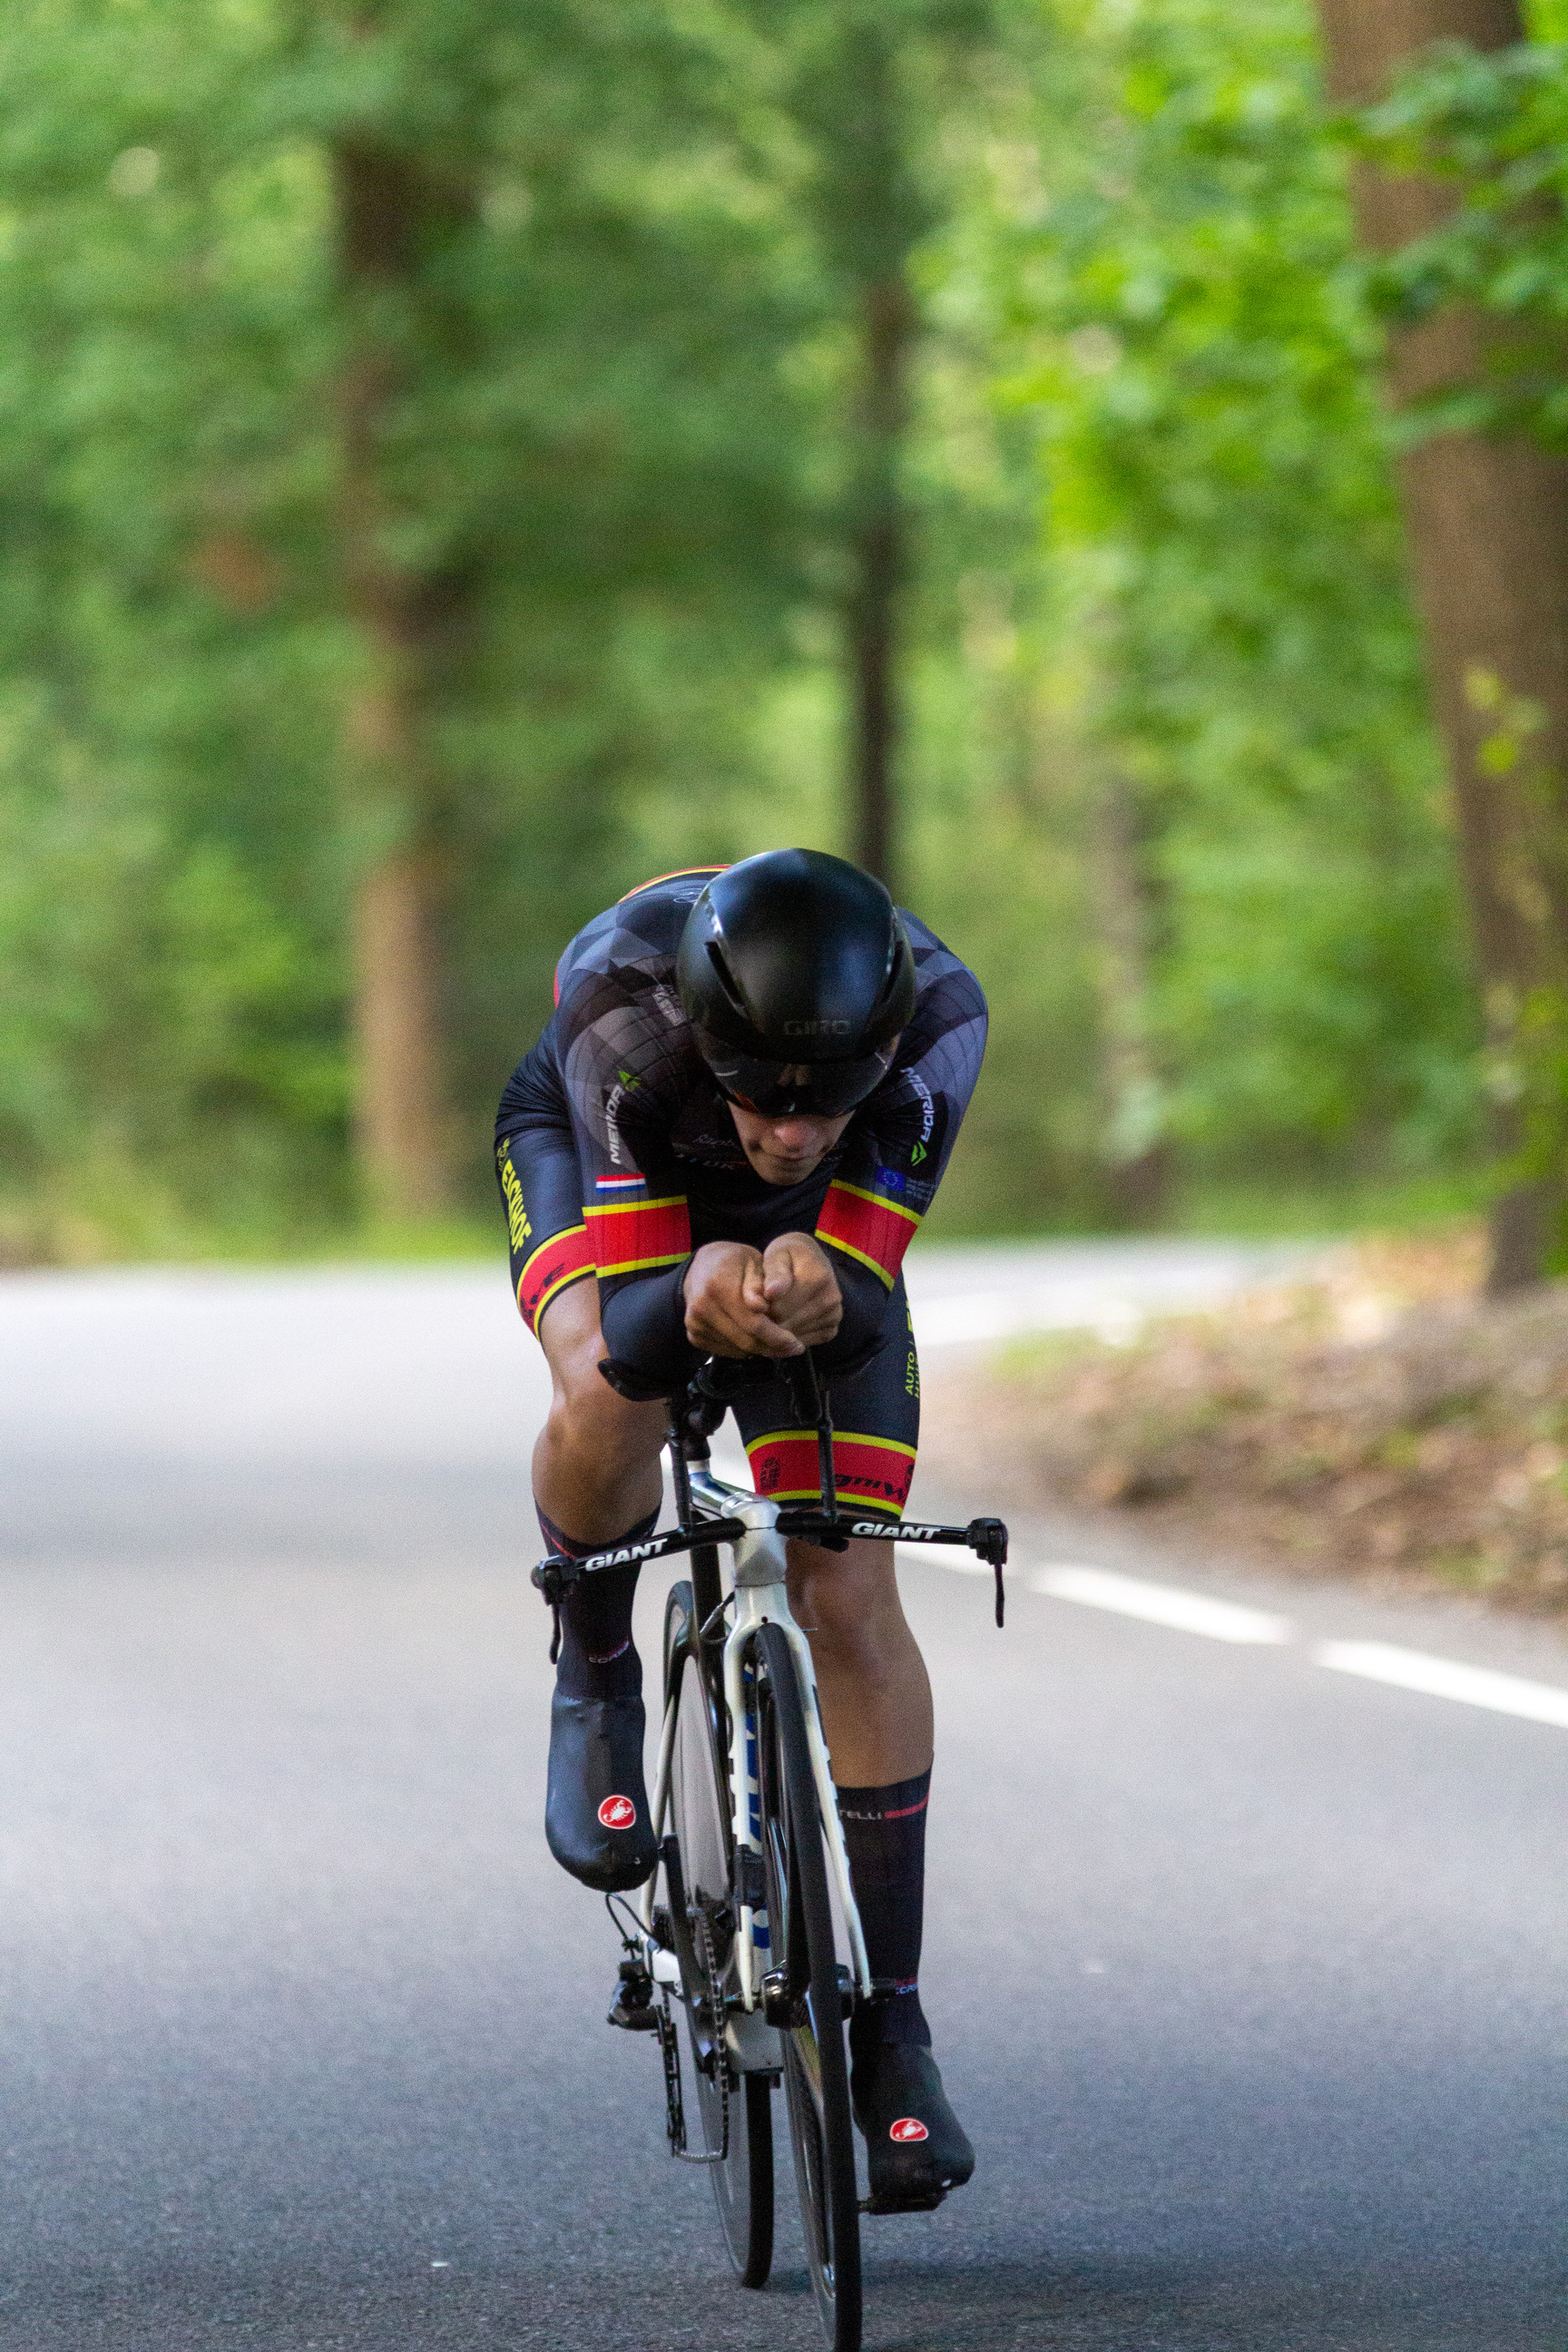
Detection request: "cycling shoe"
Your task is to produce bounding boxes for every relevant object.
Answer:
[544,1689,659,1893]
[852,2043,975,2213]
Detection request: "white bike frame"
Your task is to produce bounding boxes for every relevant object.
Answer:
[638,1465,872,2013]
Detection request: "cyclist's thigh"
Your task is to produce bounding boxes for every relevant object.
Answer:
[495,1039,595,1338]
[532,1279,668,1490]
[730,1276,919,1523]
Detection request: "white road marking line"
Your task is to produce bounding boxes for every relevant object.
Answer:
[1314,1640,1568,1729]
[691,1494,1568,1729]
[1030,1563,1294,1645]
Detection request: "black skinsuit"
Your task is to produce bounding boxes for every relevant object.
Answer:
[495,867,987,1516]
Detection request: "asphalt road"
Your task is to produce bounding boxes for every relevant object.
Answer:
[2,1255,1564,2351]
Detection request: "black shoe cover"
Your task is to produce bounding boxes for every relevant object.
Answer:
[852,2043,975,2213]
[545,1689,659,1893]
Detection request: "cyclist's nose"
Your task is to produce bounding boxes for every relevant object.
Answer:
[769,1119,822,1152]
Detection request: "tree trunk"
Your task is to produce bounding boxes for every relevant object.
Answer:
[334,137,455,1222]
[343,661,449,1221]
[1091,769,1171,1224]
[848,274,915,897]
[1314,0,1568,1289]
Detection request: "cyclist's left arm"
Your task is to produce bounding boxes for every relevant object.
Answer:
[810,952,988,1367]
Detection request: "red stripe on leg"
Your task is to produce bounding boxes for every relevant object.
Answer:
[745,1428,915,1517]
[518,1224,593,1330]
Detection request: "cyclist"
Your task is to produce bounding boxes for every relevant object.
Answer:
[495,848,986,2211]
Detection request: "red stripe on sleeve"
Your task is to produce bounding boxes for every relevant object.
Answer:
[583,1194,691,1276]
[814,1180,921,1287]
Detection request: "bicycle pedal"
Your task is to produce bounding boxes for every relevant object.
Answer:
[607,1997,661,2032]
[607,1996,661,2031]
[606,1960,660,2032]
[860,2188,947,2216]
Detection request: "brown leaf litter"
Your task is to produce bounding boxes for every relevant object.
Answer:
[919,1227,1568,1618]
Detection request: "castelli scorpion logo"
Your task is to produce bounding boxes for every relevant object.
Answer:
[598,1795,636,1830]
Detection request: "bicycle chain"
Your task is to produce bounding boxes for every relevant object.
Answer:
[677,1898,730,2166]
[656,1894,735,2167]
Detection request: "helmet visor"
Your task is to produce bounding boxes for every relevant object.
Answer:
[694,1030,898,1119]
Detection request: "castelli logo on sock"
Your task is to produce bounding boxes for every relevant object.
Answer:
[598,1795,637,1830]
[889,2117,929,2143]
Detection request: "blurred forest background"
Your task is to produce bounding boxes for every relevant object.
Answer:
[5,0,1568,1261]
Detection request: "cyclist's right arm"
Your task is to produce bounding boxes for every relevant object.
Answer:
[547,979,708,1398]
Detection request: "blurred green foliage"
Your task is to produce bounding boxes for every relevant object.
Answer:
[1010,0,1480,1191]
[0,0,1494,1259]
[1351,9,1568,446]
[1345,7,1568,1268]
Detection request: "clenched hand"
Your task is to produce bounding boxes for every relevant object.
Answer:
[683,1233,843,1360]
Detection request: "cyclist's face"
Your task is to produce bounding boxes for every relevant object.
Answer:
[727,1100,854,1186]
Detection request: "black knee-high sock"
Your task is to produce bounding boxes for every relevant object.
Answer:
[536,1503,658,1701]
[837,1769,933,2057]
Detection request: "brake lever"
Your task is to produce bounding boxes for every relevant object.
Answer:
[967,1516,1008,1626]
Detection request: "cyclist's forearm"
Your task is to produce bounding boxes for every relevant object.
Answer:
[596,1261,698,1399]
[810,1253,893,1372]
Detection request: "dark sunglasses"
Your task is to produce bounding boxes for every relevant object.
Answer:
[694,1031,898,1119]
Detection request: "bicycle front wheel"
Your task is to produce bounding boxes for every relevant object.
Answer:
[663,1580,774,2287]
[752,1622,861,2352]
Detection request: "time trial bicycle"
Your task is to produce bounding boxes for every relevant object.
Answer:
[533,1355,1007,2352]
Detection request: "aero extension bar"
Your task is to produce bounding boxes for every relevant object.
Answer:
[531,1354,1009,1627]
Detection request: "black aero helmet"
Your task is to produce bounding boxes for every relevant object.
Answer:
[676,848,916,1118]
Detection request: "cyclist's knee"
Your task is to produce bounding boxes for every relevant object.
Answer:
[536,1284,664,1465]
[548,1357,662,1470]
[789,1539,907,1657]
